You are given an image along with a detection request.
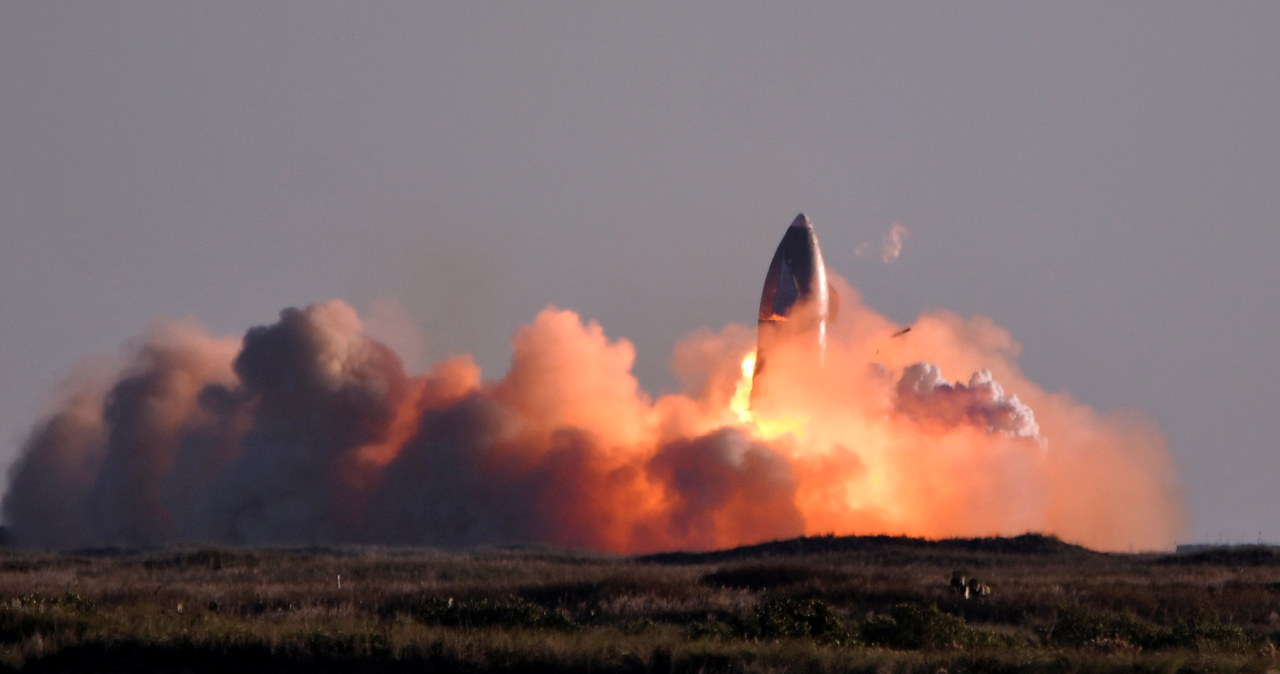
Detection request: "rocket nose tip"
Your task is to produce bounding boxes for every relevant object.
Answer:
[789,213,812,229]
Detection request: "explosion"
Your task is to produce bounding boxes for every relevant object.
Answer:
[4,281,1183,552]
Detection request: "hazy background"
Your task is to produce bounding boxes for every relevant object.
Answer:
[2,3,1276,545]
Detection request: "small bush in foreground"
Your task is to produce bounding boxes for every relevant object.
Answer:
[861,603,971,650]
[748,597,848,643]
[1043,606,1254,653]
[404,594,579,631]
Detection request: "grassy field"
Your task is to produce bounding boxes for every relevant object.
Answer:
[0,534,1277,672]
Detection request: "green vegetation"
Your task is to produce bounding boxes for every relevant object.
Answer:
[0,536,1274,672]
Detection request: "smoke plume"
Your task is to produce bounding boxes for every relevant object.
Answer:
[4,288,1183,552]
[855,223,909,264]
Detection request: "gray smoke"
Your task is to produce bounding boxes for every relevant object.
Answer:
[3,301,807,551]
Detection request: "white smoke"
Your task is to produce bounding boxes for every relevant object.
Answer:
[881,223,908,263]
[895,363,1042,440]
[855,223,910,264]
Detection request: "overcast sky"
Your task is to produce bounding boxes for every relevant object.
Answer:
[2,2,1277,545]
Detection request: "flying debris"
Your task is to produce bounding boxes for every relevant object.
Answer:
[753,214,834,405]
[875,327,914,357]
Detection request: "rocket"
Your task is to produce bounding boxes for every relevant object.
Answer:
[753,214,834,401]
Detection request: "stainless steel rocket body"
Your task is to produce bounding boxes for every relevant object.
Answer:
[754,214,832,387]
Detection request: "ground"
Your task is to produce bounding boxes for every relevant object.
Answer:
[0,534,1278,673]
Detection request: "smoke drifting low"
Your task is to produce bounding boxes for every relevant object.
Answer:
[5,288,1183,552]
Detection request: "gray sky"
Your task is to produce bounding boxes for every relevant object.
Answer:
[2,2,1277,545]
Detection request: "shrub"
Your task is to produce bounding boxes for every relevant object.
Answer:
[686,598,849,644]
[0,593,98,646]
[1042,606,1162,650]
[701,564,818,591]
[860,603,970,650]
[408,595,579,631]
[687,618,734,641]
[1042,605,1257,654]
[749,597,848,642]
[1168,612,1252,653]
[302,628,392,659]
[10,592,96,613]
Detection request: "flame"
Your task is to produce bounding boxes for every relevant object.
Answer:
[729,351,808,440]
[729,351,756,424]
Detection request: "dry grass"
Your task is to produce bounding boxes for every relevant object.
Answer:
[0,536,1275,672]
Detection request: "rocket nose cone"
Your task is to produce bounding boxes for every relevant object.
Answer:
[789,213,812,229]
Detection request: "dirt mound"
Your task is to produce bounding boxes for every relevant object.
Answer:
[636,532,1095,565]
